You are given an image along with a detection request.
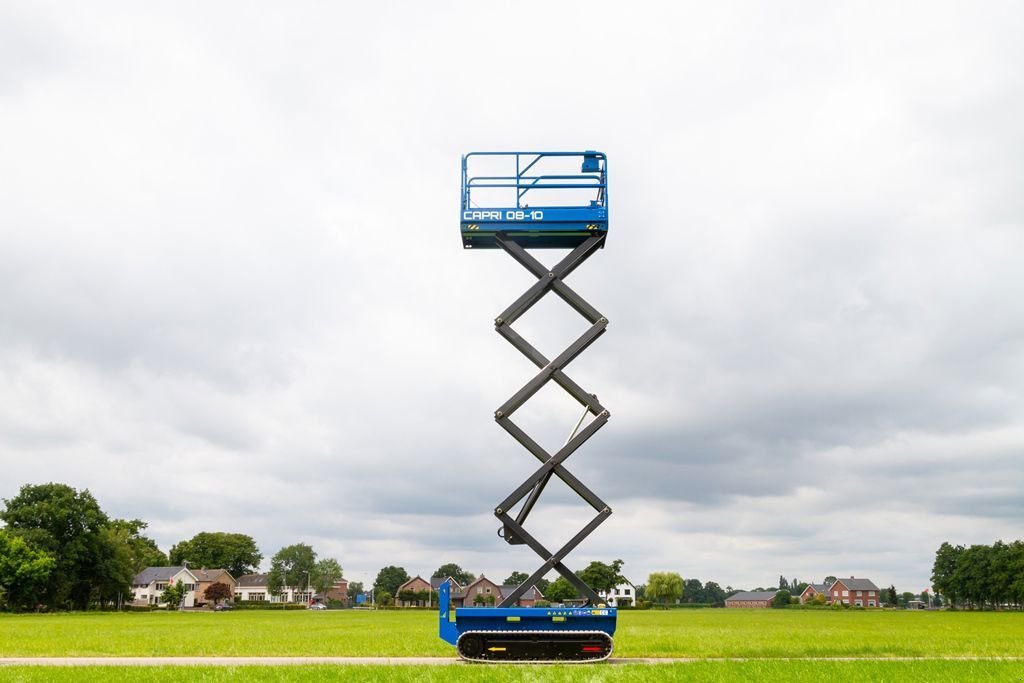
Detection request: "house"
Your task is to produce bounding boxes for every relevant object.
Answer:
[799,582,832,604]
[236,572,346,605]
[427,576,463,606]
[236,573,271,602]
[131,566,199,607]
[597,581,636,607]
[322,578,349,604]
[829,577,880,607]
[394,576,434,607]
[725,590,777,608]
[419,575,541,608]
[191,568,236,607]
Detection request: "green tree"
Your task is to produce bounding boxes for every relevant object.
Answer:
[778,575,789,591]
[310,558,344,596]
[431,563,474,586]
[374,566,410,597]
[954,544,991,608]
[375,590,392,606]
[504,571,530,586]
[267,544,317,598]
[887,585,898,607]
[932,541,963,608]
[0,530,56,611]
[1,483,116,609]
[543,577,578,603]
[169,532,262,578]
[108,519,166,574]
[824,576,838,586]
[704,581,727,607]
[535,578,550,595]
[161,580,187,609]
[645,572,683,606]
[348,581,364,602]
[578,559,625,595]
[203,581,232,606]
[683,578,706,604]
[773,590,791,608]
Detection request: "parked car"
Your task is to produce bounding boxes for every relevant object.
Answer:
[308,602,328,610]
[213,603,233,611]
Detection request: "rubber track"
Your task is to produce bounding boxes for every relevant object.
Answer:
[456,630,614,664]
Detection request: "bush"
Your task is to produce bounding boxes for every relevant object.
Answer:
[232,601,307,610]
[534,600,551,608]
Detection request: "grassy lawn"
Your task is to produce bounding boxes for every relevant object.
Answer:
[0,609,1022,659]
[3,662,1024,683]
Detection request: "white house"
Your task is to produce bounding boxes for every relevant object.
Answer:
[132,566,199,607]
[597,581,636,607]
[235,573,313,604]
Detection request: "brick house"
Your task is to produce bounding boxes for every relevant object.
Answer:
[131,566,199,607]
[799,582,832,604]
[427,575,542,608]
[394,576,434,607]
[191,568,236,607]
[322,578,349,604]
[829,577,880,607]
[725,590,777,608]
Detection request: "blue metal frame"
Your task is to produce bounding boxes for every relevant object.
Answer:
[438,582,617,647]
[461,151,608,249]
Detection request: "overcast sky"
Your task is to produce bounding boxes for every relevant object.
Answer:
[2,1,1022,594]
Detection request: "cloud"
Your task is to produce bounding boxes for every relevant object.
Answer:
[1,1,1022,593]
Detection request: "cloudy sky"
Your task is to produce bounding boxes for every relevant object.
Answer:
[2,1,1022,594]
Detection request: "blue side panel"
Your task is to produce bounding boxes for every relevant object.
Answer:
[438,582,617,648]
[439,582,459,645]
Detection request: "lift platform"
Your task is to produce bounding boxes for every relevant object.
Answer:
[438,582,616,663]
[444,150,616,663]
[461,151,608,249]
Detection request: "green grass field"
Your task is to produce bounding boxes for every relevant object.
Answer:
[1,609,1023,658]
[2,609,1024,681]
[3,662,1024,683]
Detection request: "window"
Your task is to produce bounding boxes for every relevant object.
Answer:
[842,591,849,597]
[868,591,875,596]
[251,592,265,601]
[868,600,876,607]
[485,587,492,594]
[855,600,863,607]
[156,583,167,591]
[833,591,840,597]
[184,584,196,592]
[856,591,863,597]
[624,588,631,596]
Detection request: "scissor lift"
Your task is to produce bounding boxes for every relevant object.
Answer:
[441,151,616,662]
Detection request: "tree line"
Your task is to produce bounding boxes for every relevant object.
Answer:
[0,482,344,612]
[931,540,1024,609]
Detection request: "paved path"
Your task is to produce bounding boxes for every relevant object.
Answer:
[2,657,1023,666]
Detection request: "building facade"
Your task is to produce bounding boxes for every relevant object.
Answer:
[725,590,777,608]
[131,567,199,607]
[597,582,635,607]
[829,577,880,607]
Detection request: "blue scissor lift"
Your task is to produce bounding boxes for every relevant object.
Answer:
[442,152,617,662]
